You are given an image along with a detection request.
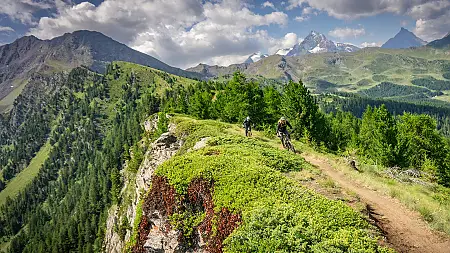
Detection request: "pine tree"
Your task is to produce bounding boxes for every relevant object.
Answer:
[281,80,329,145]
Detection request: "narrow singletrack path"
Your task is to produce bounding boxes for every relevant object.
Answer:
[302,153,450,253]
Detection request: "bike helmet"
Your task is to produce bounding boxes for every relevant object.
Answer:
[280,117,286,121]
[246,116,250,120]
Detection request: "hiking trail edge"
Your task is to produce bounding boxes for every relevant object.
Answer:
[302,153,450,253]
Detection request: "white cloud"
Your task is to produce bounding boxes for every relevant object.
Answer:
[294,16,309,22]
[329,27,365,39]
[0,0,54,25]
[266,32,302,54]
[361,42,382,47]
[262,1,276,10]
[302,6,314,15]
[28,0,289,68]
[286,0,450,41]
[0,26,15,33]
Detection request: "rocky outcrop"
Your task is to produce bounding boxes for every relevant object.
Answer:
[104,115,183,253]
[136,132,181,194]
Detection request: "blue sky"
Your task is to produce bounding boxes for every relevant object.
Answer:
[0,0,449,68]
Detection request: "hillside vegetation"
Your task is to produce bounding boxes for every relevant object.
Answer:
[1,61,449,252]
[188,47,450,103]
[133,116,393,252]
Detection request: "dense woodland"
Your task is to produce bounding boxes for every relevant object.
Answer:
[1,66,159,252]
[0,65,449,252]
[318,92,450,137]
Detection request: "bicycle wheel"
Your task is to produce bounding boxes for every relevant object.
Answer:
[288,141,296,153]
[285,138,295,153]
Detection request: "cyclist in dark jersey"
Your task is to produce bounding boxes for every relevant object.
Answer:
[243,116,251,137]
[277,117,292,139]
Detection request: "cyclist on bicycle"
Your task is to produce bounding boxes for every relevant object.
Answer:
[243,116,252,137]
[277,117,292,140]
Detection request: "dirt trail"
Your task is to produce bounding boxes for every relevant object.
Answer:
[302,153,450,253]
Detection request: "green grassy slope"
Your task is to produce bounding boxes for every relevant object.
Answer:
[0,79,28,113]
[0,141,51,206]
[133,116,393,252]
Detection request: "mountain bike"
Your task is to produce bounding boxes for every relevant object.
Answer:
[279,131,295,153]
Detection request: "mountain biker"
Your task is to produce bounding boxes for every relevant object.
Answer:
[243,116,252,137]
[277,117,292,141]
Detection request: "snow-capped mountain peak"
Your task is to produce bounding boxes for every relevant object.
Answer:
[244,52,269,64]
[275,47,293,56]
[286,31,360,56]
[336,42,360,52]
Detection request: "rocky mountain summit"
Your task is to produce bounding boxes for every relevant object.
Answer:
[286,31,360,56]
[381,27,426,49]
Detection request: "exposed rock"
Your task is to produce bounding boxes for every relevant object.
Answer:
[104,125,182,253]
[143,211,180,253]
[144,114,159,132]
[103,206,125,253]
[189,137,210,152]
[136,132,182,193]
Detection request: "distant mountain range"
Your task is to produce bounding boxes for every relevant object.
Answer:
[243,31,360,64]
[427,32,450,48]
[0,30,202,110]
[275,47,293,56]
[287,31,360,56]
[381,27,427,49]
[244,52,269,64]
[2,28,450,113]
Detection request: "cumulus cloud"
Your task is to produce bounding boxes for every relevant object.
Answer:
[0,26,15,33]
[361,42,382,47]
[0,0,54,24]
[286,0,450,41]
[266,32,302,53]
[329,27,365,39]
[411,1,450,41]
[287,0,303,10]
[28,0,289,68]
[294,16,309,22]
[262,1,276,10]
[302,6,314,15]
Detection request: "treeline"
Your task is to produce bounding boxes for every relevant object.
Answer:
[412,76,450,91]
[318,92,450,137]
[161,72,450,186]
[1,66,159,253]
[358,81,442,98]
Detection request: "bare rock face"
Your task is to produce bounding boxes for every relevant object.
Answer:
[136,132,182,193]
[103,206,125,253]
[143,211,180,253]
[104,122,183,253]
